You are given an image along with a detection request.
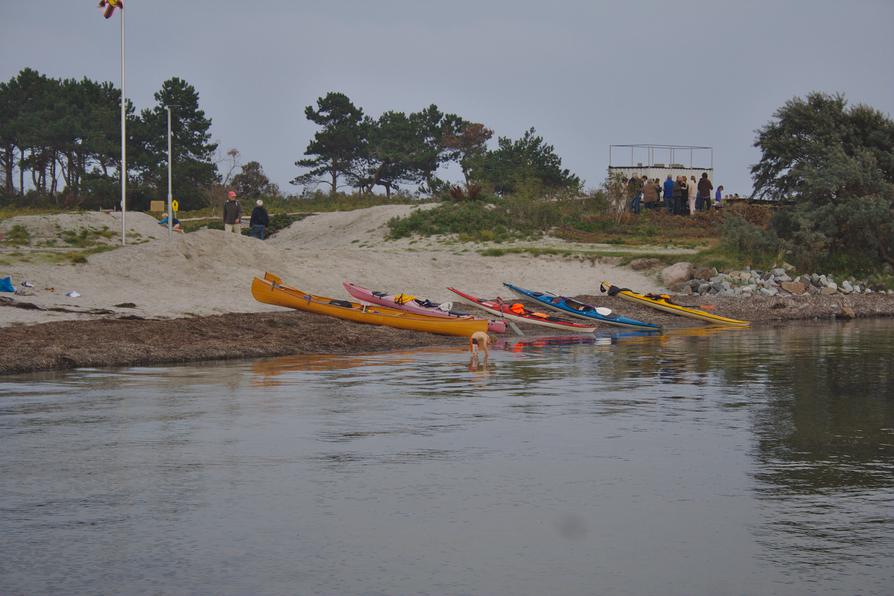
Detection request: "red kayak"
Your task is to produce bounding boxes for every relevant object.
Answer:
[447,287,597,333]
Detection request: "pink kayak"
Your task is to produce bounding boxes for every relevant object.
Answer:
[343,282,507,334]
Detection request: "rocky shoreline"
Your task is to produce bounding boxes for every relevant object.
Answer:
[663,263,892,298]
[3,292,894,377]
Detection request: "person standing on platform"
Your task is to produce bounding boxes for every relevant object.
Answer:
[688,175,698,215]
[627,176,642,214]
[663,175,674,213]
[697,172,713,212]
[674,176,687,215]
[643,175,659,209]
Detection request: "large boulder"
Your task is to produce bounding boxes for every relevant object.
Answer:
[780,281,807,295]
[660,262,694,289]
[692,265,718,281]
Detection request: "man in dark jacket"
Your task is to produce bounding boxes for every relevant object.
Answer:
[697,172,713,212]
[223,190,242,233]
[249,199,270,239]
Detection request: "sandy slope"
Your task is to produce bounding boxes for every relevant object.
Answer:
[1,205,663,326]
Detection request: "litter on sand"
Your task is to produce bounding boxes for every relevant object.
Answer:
[65,290,81,298]
[0,276,15,293]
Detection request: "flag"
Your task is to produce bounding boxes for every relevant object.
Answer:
[98,0,123,19]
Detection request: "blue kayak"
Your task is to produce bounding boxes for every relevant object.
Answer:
[503,283,661,331]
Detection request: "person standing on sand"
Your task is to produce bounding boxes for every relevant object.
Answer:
[249,199,270,239]
[223,190,242,234]
[663,175,674,213]
[697,172,713,212]
[714,185,724,209]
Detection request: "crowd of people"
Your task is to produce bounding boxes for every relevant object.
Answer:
[625,172,724,215]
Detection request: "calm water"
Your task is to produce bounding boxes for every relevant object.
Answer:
[1,320,893,596]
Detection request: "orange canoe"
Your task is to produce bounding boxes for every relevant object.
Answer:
[252,273,488,338]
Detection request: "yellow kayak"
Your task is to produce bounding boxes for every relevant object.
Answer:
[252,273,488,337]
[599,281,750,327]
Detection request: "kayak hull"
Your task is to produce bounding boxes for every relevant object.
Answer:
[252,274,488,337]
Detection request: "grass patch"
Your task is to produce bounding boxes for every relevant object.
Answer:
[388,198,571,242]
[386,195,753,248]
[60,226,116,247]
[2,224,31,246]
[0,206,62,220]
[478,246,674,261]
[558,209,724,246]
[181,218,220,233]
[177,193,416,221]
[180,212,307,234]
[287,192,419,213]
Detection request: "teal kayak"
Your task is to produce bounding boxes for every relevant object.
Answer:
[503,283,661,330]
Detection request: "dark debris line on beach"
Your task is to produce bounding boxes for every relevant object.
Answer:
[0,311,456,376]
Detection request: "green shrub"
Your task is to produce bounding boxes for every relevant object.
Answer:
[771,196,894,276]
[387,193,603,241]
[266,213,306,236]
[388,201,511,240]
[3,224,31,246]
[718,214,781,269]
[60,227,115,247]
[721,214,779,254]
[293,190,418,212]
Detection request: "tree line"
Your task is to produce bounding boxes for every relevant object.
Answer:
[293,91,581,198]
[0,69,582,210]
[0,68,232,210]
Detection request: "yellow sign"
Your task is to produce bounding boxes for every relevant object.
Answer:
[171,200,179,213]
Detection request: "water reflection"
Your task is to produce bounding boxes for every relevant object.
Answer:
[0,320,892,595]
[747,322,894,578]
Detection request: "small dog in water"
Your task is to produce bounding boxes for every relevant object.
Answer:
[469,331,491,356]
[468,331,494,371]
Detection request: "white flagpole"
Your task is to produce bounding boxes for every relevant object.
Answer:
[167,106,173,239]
[120,5,127,245]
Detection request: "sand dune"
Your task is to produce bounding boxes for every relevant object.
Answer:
[1,205,662,326]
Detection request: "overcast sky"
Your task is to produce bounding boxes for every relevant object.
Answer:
[2,0,893,196]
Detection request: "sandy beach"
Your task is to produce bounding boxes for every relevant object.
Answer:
[3,205,894,375]
[1,205,662,325]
